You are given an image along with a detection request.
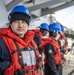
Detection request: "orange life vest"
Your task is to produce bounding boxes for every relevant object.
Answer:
[40,37,61,65]
[32,30,43,38]
[32,30,48,44]
[58,33,68,52]
[0,28,42,75]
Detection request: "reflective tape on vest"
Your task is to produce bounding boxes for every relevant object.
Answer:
[22,50,36,66]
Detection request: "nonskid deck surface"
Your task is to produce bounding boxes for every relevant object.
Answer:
[63,52,74,75]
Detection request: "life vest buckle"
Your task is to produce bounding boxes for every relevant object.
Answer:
[19,55,22,58]
[29,68,38,72]
[29,69,34,72]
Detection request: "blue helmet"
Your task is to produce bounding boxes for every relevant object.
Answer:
[60,24,64,32]
[49,22,61,32]
[8,5,31,21]
[39,23,49,30]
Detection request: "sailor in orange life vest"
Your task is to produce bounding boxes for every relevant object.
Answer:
[0,5,42,75]
[56,24,68,75]
[57,24,68,53]
[40,22,62,75]
[32,23,49,54]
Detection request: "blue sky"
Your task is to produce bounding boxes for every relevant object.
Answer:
[54,6,74,30]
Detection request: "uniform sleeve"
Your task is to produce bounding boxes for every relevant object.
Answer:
[0,38,10,74]
[45,43,58,75]
[34,34,42,46]
[34,34,43,54]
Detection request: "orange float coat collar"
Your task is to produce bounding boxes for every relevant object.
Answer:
[32,30,43,38]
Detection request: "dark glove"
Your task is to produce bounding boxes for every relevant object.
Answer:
[14,69,23,75]
[60,48,65,54]
[68,48,71,52]
[38,47,43,54]
[36,62,39,69]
